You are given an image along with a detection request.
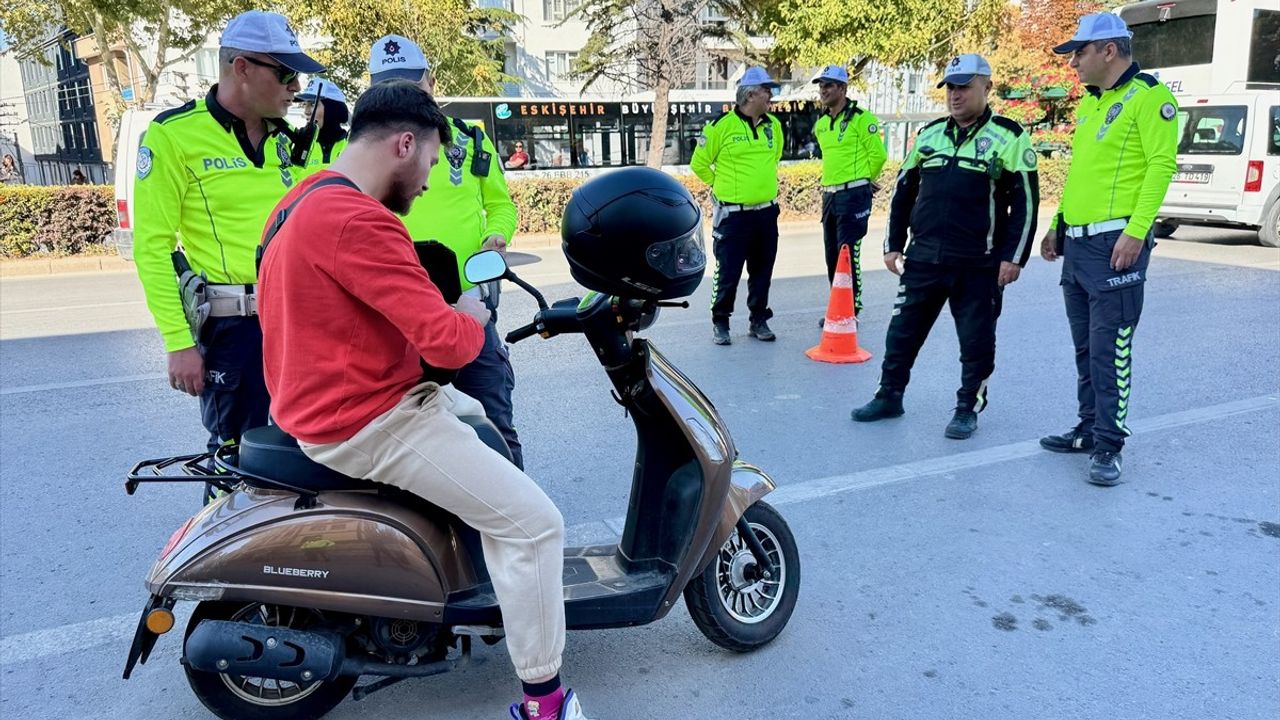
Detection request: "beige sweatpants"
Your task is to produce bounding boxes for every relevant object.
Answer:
[299,382,566,681]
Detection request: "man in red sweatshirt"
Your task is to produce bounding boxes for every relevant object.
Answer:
[257,80,590,720]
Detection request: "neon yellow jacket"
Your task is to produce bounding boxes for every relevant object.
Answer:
[133,88,299,351]
[401,118,517,290]
[1054,64,1179,238]
[690,109,784,205]
[814,102,887,186]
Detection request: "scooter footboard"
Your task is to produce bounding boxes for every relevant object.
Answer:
[694,461,776,573]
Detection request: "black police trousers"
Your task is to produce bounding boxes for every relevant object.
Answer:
[453,319,523,470]
[711,204,780,325]
[821,185,873,313]
[198,315,270,454]
[1061,228,1151,453]
[878,261,1004,412]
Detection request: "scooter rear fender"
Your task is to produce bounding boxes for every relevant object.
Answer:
[146,486,480,621]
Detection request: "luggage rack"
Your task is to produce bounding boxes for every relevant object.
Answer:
[124,446,321,507]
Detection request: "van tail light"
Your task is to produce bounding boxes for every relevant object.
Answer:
[159,516,197,561]
[1244,161,1263,193]
[116,199,130,229]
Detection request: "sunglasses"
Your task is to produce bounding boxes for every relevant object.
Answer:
[241,56,299,85]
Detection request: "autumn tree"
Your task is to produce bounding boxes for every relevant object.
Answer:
[283,0,517,96]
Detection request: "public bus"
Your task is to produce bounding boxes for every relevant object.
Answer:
[1117,0,1280,245]
[435,96,934,174]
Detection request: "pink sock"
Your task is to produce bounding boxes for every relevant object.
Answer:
[523,687,565,720]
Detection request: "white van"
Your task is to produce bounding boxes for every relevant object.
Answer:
[112,107,161,261]
[1155,92,1280,247]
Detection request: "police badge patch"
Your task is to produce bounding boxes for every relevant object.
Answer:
[1160,102,1176,120]
[446,144,467,171]
[137,147,153,180]
[276,139,291,167]
[1023,148,1037,168]
[976,136,993,155]
[868,123,878,134]
[1106,102,1123,124]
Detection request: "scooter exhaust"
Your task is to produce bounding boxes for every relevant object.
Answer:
[185,620,469,685]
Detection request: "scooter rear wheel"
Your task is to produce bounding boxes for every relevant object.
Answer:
[683,500,800,651]
[183,601,357,720]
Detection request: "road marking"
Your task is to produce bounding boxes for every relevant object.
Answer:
[0,300,146,315]
[0,374,166,397]
[1,393,1275,666]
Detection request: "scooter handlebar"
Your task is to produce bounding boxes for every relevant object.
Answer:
[505,302,582,344]
[505,322,539,344]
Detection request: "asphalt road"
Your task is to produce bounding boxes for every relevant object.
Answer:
[1,221,1277,720]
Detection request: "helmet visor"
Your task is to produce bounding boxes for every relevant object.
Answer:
[645,224,706,279]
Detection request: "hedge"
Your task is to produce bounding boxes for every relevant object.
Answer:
[0,185,115,258]
[0,156,1069,258]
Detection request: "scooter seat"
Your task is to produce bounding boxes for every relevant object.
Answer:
[237,416,514,493]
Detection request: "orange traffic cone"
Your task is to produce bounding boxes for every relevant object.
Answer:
[806,244,872,364]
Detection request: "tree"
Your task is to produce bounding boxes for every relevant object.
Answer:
[0,0,254,107]
[765,0,1008,78]
[283,0,517,97]
[572,0,752,168]
[982,0,1101,150]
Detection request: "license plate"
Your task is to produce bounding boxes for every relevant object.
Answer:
[1173,171,1212,184]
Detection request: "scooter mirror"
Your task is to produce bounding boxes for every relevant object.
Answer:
[464,250,508,285]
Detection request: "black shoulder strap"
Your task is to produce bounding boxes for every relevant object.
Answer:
[257,176,360,272]
[451,118,492,177]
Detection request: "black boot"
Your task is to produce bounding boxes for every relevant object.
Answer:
[748,320,776,342]
[945,408,978,439]
[851,392,904,422]
[1088,451,1123,486]
[712,321,731,346]
[1040,423,1095,454]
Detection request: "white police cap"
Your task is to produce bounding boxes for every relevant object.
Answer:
[296,79,347,104]
[738,66,781,89]
[1053,13,1133,54]
[369,35,431,84]
[221,10,324,75]
[937,54,992,88]
[812,64,849,85]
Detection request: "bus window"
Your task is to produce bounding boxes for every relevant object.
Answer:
[1129,14,1216,69]
[1177,106,1248,155]
[1248,10,1280,84]
[1269,107,1280,155]
[573,117,623,167]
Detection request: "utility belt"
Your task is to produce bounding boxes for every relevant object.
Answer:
[172,250,257,344]
[821,179,870,194]
[1064,218,1128,239]
[206,283,258,317]
[719,200,778,214]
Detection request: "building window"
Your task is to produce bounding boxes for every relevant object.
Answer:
[543,0,581,22]
[908,73,919,94]
[194,48,220,84]
[545,51,578,82]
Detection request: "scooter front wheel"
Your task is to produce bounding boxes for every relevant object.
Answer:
[183,601,357,720]
[683,500,800,651]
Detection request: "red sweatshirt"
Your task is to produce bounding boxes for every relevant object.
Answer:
[258,171,486,444]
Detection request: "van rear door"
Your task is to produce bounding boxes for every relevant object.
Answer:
[1165,99,1251,221]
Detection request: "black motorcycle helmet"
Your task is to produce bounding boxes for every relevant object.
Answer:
[561,167,705,299]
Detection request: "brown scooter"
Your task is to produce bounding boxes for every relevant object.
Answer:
[121,251,800,720]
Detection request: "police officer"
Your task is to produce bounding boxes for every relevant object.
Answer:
[812,64,887,317]
[1039,14,1178,486]
[296,78,349,176]
[852,54,1039,439]
[132,11,323,492]
[691,66,785,345]
[368,35,524,469]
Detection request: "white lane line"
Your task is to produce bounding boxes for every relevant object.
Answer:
[0,300,146,315]
[1,393,1274,666]
[0,373,166,396]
